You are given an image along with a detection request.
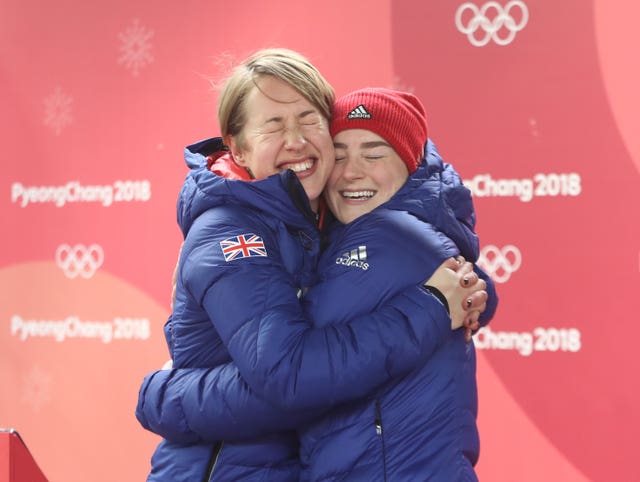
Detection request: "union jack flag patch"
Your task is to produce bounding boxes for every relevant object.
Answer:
[220,233,268,262]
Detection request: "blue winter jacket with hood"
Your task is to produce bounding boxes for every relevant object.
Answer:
[137,138,465,481]
[295,140,498,481]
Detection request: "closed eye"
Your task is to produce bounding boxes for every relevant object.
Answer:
[334,148,347,163]
[261,119,285,134]
[299,110,323,126]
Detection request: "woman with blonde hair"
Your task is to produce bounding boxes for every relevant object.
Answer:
[137,49,491,481]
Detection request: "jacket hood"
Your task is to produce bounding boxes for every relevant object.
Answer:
[177,137,315,237]
[386,139,480,261]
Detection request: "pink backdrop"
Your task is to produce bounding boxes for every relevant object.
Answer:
[1,1,638,481]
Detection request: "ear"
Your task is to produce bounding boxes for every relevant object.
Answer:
[224,135,246,165]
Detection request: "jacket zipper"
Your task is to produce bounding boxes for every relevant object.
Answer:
[203,441,224,482]
[375,400,388,482]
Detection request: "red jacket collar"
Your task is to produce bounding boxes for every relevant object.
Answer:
[208,152,252,181]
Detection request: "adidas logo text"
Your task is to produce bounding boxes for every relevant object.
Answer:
[346,105,372,120]
[335,245,369,270]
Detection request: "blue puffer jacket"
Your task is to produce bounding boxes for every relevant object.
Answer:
[297,141,498,481]
[136,138,460,481]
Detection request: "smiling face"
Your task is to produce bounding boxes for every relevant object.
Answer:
[226,76,335,210]
[325,129,410,224]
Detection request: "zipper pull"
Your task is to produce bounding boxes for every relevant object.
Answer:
[374,400,383,435]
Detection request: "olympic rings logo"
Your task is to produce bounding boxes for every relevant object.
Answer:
[455,1,529,47]
[55,244,104,279]
[477,244,521,283]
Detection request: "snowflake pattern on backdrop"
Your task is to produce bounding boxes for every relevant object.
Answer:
[22,365,52,413]
[43,87,73,136]
[118,19,154,77]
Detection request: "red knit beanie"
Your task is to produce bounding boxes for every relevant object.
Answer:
[330,88,428,173]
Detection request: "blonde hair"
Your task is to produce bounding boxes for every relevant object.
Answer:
[217,48,335,145]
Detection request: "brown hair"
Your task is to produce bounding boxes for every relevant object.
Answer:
[217,48,335,147]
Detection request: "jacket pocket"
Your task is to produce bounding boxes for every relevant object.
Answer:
[374,400,388,482]
[203,441,223,482]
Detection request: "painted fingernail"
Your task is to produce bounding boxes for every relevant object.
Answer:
[463,276,469,285]
[466,298,472,308]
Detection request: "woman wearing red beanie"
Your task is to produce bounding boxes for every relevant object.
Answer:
[303,87,498,480]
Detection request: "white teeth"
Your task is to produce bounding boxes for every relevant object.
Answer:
[342,191,375,199]
[288,160,314,172]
